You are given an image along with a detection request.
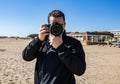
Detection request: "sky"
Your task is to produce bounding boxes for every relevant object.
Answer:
[0,0,120,37]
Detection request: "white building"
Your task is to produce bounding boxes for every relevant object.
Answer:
[110,30,120,40]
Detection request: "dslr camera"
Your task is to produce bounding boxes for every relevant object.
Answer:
[47,22,63,36]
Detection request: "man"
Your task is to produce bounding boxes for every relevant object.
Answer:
[22,10,86,84]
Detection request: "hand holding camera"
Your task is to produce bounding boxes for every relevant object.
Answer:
[38,24,50,41]
[49,34,63,49]
[38,22,63,41]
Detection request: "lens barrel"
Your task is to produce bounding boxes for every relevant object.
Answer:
[49,22,63,36]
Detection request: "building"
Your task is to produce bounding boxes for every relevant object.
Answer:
[67,32,113,45]
[110,30,120,40]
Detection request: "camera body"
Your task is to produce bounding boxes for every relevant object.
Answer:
[47,22,63,36]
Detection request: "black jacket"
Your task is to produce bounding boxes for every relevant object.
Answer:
[22,34,86,84]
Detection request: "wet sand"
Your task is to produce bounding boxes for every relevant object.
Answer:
[0,38,120,84]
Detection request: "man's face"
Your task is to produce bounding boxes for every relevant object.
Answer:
[49,16,66,29]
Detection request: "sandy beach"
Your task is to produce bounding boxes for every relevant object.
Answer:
[0,38,120,84]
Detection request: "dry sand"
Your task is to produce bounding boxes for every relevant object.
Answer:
[0,38,120,84]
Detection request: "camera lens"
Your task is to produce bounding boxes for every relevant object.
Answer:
[49,22,63,36]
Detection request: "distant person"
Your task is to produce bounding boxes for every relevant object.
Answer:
[22,10,86,84]
[108,41,112,47]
